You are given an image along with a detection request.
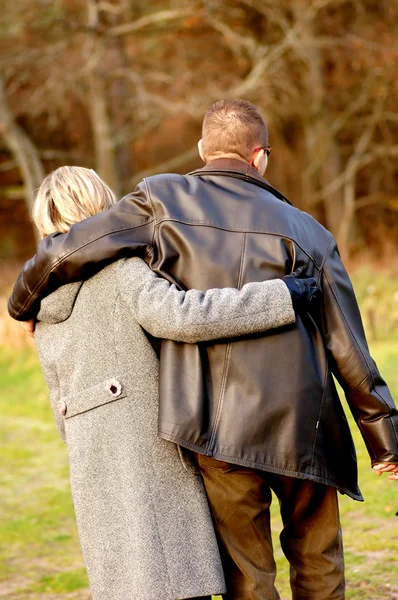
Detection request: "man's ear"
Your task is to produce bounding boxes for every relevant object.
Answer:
[252,149,264,170]
[252,149,268,174]
[198,139,205,163]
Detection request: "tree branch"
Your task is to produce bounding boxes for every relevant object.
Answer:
[0,76,44,240]
[205,16,257,56]
[107,9,193,37]
[97,1,124,15]
[0,159,18,172]
[130,146,200,187]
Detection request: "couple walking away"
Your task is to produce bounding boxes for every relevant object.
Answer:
[9,99,398,600]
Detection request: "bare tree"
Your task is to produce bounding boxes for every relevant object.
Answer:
[0,75,44,240]
[1,0,397,257]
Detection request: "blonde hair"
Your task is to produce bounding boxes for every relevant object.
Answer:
[33,166,117,238]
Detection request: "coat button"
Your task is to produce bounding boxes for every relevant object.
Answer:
[57,400,67,416]
[105,379,122,397]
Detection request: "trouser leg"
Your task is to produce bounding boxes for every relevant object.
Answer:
[270,475,345,600]
[195,454,280,600]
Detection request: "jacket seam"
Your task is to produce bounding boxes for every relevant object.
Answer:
[15,220,154,318]
[237,233,247,290]
[310,365,329,473]
[143,178,158,251]
[208,233,247,453]
[323,267,377,391]
[144,246,154,260]
[143,178,157,224]
[154,218,324,270]
[323,236,379,393]
[374,388,398,429]
[328,279,397,441]
[208,344,232,454]
[357,418,377,459]
[291,241,296,272]
[320,234,334,272]
[349,373,371,395]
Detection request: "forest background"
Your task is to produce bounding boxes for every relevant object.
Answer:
[1,0,398,264]
[0,1,397,599]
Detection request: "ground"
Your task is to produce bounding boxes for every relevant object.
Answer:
[1,269,397,599]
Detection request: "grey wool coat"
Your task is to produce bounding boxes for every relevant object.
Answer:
[35,257,295,600]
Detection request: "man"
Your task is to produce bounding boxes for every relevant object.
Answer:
[9,100,398,600]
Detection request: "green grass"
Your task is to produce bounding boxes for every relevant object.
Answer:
[271,334,398,599]
[0,269,397,599]
[0,348,90,598]
[34,569,88,594]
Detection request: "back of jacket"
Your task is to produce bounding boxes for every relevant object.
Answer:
[140,164,397,500]
[8,160,398,499]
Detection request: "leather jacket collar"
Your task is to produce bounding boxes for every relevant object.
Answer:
[188,159,293,206]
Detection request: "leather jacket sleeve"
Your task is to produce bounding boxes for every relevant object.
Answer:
[321,235,398,464]
[8,181,155,321]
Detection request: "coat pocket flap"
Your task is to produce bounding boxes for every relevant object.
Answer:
[58,377,128,419]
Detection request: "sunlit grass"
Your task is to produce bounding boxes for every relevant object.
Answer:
[1,269,397,599]
[0,347,88,596]
[272,335,398,599]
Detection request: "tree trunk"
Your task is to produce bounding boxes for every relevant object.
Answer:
[0,76,44,241]
[293,1,346,238]
[85,0,120,196]
[87,71,120,197]
[320,138,345,238]
[336,173,356,260]
[108,36,135,195]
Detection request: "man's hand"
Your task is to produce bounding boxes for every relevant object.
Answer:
[20,319,35,338]
[373,463,398,480]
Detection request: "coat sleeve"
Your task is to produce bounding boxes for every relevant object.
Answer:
[117,257,295,343]
[8,181,154,322]
[320,235,398,464]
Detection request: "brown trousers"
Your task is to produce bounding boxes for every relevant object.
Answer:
[195,454,345,600]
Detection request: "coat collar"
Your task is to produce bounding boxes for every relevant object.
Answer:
[188,159,293,206]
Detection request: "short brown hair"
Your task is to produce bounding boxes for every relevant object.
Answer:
[33,166,117,238]
[201,99,268,162]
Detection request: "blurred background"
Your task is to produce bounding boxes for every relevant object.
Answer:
[1,0,398,263]
[0,1,397,599]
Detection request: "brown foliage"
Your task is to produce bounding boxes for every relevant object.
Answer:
[0,0,397,263]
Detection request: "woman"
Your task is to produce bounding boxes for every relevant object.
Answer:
[32,166,310,600]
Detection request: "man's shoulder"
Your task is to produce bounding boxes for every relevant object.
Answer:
[142,172,204,210]
[291,205,331,236]
[261,193,333,245]
[143,172,192,188]
[292,206,334,255]
[142,172,333,250]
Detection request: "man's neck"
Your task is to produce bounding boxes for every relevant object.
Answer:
[201,158,263,180]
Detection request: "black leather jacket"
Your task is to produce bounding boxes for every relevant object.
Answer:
[9,159,398,500]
